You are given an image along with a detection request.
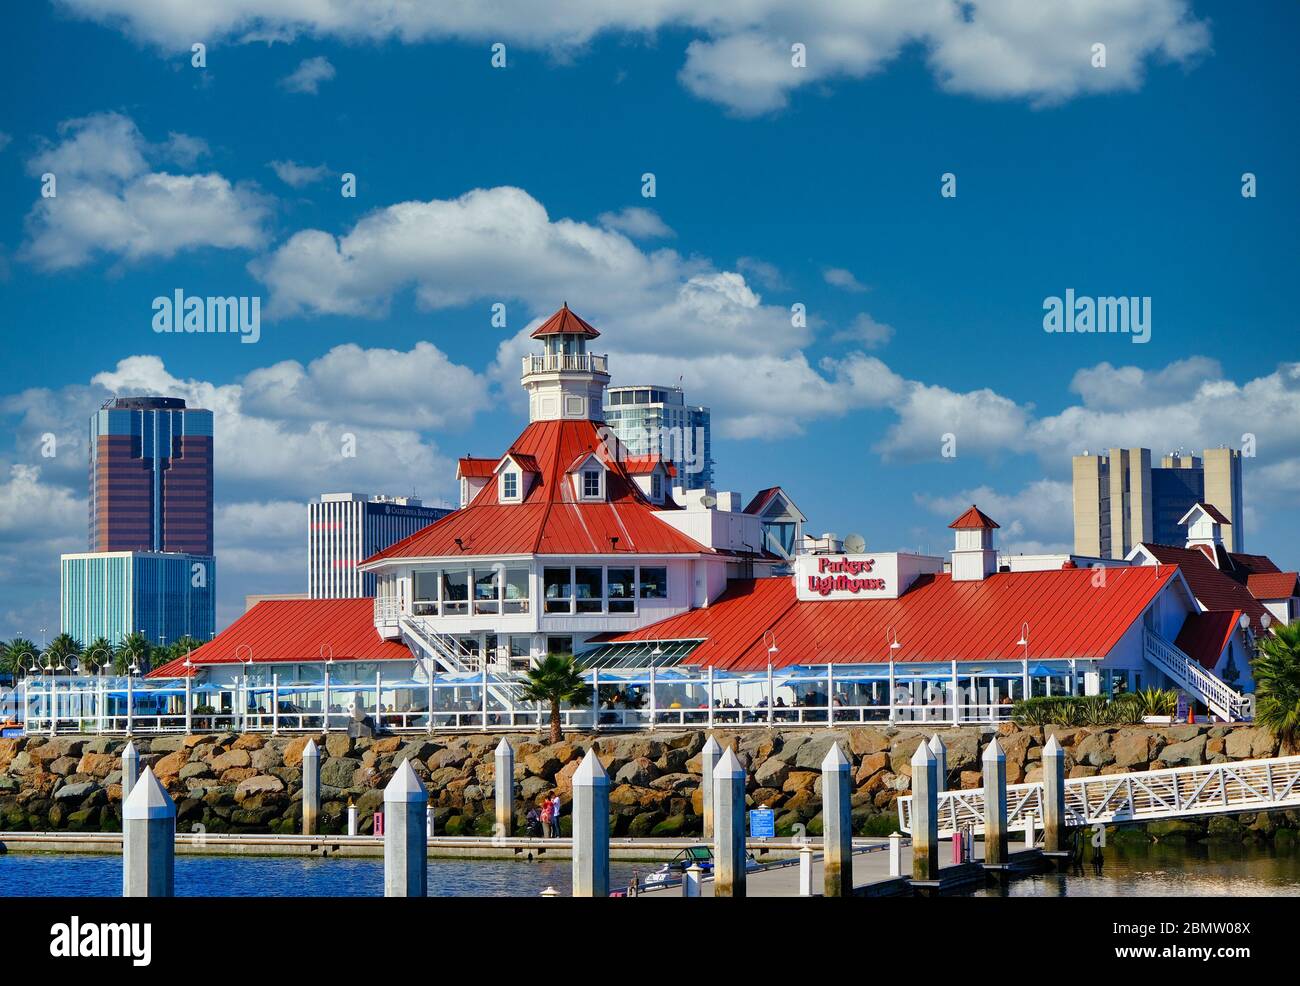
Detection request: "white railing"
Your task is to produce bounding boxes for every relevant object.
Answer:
[1143,628,1250,721]
[398,616,525,709]
[896,753,1300,836]
[521,353,608,376]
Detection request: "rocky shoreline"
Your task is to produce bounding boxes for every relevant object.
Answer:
[1,723,1296,845]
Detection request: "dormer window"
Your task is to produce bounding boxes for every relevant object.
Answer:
[582,468,602,500]
[651,472,662,501]
[500,469,521,502]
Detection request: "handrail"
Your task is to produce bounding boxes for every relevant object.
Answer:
[897,753,1300,836]
[1143,628,1248,721]
[521,353,608,376]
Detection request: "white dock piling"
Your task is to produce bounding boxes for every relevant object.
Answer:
[910,739,939,881]
[700,735,722,840]
[494,737,514,837]
[712,746,747,897]
[120,740,139,804]
[122,767,175,897]
[1042,735,1066,852]
[383,759,428,897]
[682,863,702,897]
[888,831,903,877]
[821,741,853,896]
[798,844,814,896]
[928,733,947,791]
[982,737,1008,866]
[571,748,610,897]
[301,739,319,836]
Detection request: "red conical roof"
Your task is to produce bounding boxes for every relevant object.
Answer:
[529,303,601,339]
[948,505,1000,530]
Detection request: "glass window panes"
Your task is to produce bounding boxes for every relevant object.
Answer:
[503,568,529,613]
[474,568,499,614]
[639,566,668,599]
[544,567,572,613]
[442,570,468,614]
[502,471,518,499]
[583,469,601,498]
[608,567,635,613]
[413,571,438,615]
[575,567,603,612]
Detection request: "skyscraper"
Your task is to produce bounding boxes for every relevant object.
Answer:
[308,494,452,598]
[1072,446,1245,558]
[603,384,714,488]
[62,396,216,646]
[89,396,213,554]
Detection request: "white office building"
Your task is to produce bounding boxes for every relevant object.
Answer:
[308,494,451,598]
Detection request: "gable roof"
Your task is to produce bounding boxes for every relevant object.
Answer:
[363,417,710,562]
[145,598,410,676]
[1174,610,1241,670]
[1247,572,1300,600]
[1179,502,1232,526]
[529,304,601,339]
[456,457,497,480]
[594,565,1177,671]
[1137,543,1272,631]
[949,505,1000,530]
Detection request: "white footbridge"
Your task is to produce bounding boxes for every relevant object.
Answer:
[898,753,1300,837]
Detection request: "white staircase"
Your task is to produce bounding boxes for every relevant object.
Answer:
[1143,628,1251,722]
[398,615,525,709]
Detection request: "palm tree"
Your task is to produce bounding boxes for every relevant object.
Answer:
[84,637,115,674]
[45,633,82,673]
[518,653,591,745]
[1,638,39,678]
[1253,621,1300,755]
[115,631,152,675]
[168,635,205,665]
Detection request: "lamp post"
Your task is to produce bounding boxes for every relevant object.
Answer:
[886,626,901,723]
[235,644,253,732]
[1017,622,1031,701]
[321,645,334,733]
[764,631,778,724]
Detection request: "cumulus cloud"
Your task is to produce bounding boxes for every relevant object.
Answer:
[597,207,674,239]
[280,55,335,94]
[21,112,270,270]
[823,267,868,293]
[54,0,1211,115]
[917,479,1073,550]
[0,131,12,153]
[832,312,894,349]
[269,159,328,187]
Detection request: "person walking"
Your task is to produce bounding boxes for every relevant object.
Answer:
[549,793,562,837]
[539,796,553,839]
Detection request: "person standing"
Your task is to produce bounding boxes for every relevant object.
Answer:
[540,796,553,839]
[549,793,562,837]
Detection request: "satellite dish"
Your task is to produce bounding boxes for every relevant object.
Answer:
[844,533,867,553]
[701,495,717,508]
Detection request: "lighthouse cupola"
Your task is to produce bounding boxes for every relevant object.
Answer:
[520,303,611,422]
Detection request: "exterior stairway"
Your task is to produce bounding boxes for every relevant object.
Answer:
[1142,627,1251,722]
[398,614,525,709]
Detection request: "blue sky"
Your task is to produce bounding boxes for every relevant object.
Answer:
[0,1,1297,639]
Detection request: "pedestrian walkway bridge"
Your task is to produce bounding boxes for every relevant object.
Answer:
[897,754,1300,837]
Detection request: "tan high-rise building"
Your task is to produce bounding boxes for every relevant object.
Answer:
[1072,447,1244,558]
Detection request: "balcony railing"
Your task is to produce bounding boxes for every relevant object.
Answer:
[521,353,608,376]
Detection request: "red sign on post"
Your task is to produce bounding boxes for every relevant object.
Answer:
[373,811,384,837]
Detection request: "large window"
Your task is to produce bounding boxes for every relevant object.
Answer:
[544,567,573,614]
[575,567,603,613]
[441,570,469,614]
[608,568,635,613]
[503,568,529,614]
[639,566,668,599]
[413,571,439,616]
[474,568,500,614]
[582,469,602,499]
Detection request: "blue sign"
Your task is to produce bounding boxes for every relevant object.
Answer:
[1176,693,1190,722]
[749,807,775,839]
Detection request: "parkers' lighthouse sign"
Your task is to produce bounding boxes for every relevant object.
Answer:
[806,556,886,596]
[793,552,944,602]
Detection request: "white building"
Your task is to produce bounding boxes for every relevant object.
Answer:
[307,493,451,598]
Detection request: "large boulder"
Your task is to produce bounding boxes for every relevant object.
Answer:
[848,727,892,757]
[320,757,361,788]
[1161,735,1207,767]
[614,757,659,787]
[150,736,187,753]
[48,756,79,776]
[1074,732,1116,768]
[1225,726,1277,760]
[210,749,252,772]
[753,757,791,790]
[54,781,97,801]
[154,749,191,777]
[793,733,851,771]
[235,775,285,801]
[76,753,118,779]
[1112,730,1156,769]
[888,734,927,776]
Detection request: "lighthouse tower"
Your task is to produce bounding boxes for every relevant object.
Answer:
[520,304,611,423]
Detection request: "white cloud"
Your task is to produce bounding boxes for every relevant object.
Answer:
[280,55,335,94]
[735,257,786,290]
[0,132,13,153]
[597,207,674,239]
[832,312,894,349]
[876,382,1035,461]
[917,479,1073,546]
[21,112,269,271]
[54,0,1211,115]
[823,267,868,292]
[269,159,329,187]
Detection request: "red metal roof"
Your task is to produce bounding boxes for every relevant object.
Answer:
[1140,543,1273,631]
[456,457,496,479]
[149,655,199,678]
[529,304,601,339]
[949,505,1000,529]
[597,565,1178,670]
[1174,610,1241,670]
[365,418,710,561]
[1247,572,1300,600]
[622,454,668,475]
[744,487,782,515]
[146,599,410,676]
